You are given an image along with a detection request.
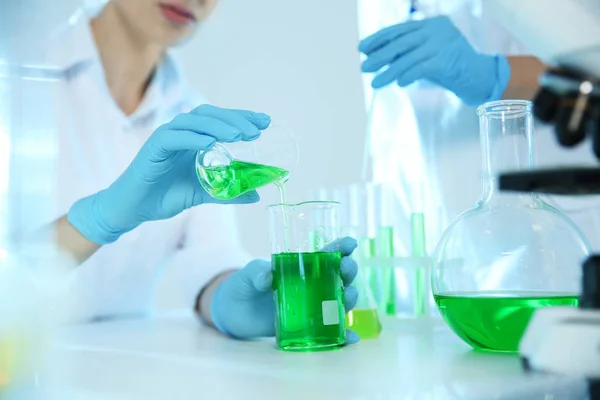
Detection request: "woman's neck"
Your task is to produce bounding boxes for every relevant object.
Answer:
[90,3,164,116]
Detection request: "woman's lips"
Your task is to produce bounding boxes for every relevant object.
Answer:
[159,3,197,25]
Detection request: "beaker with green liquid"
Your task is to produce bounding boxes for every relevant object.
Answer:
[196,123,298,201]
[432,100,590,353]
[269,201,346,351]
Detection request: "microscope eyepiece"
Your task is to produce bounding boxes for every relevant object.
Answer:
[533,87,559,123]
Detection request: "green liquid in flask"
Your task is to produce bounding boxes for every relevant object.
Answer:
[272,251,346,351]
[435,291,578,353]
[346,309,382,339]
[198,160,289,201]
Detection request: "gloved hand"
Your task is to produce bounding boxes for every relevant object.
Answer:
[68,105,271,245]
[358,16,511,106]
[211,237,360,344]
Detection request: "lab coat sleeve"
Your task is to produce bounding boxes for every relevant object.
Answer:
[166,89,253,307]
[166,203,253,309]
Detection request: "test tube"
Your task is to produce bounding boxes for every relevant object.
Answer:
[360,237,379,306]
[412,212,427,316]
[378,226,396,316]
[372,184,398,317]
[410,182,428,317]
[269,201,345,351]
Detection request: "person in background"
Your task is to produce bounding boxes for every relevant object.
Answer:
[38,0,359,342]
[357,0,600,251]
[359,15,543,107]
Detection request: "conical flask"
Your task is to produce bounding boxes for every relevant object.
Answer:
[195,123,298,201]
[346,240,382,339]
[432,100,590,353]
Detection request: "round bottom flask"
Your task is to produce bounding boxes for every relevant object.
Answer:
[432,100,590,353]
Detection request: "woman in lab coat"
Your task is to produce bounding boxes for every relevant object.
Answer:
[358,0,600,251]
[39,0,359,342]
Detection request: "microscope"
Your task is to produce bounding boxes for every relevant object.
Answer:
[486,0,600,396]
[500,66,600,397]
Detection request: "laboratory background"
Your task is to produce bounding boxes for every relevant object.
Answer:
[11,0,368,309]
[2,0,600,398]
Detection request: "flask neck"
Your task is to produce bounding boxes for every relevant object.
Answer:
[480,180,536,207]
[478,101,535,205]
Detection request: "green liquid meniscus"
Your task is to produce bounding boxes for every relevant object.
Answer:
[198,160,289,201]
[435,291,579,353]
[346,308,382,339]
[272,251,345,351]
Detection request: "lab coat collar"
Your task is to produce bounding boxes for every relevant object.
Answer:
[48,7,187,126]
[47,8,100,71]
[130,55,186,126]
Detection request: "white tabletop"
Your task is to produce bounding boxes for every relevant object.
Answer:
[13,311,588,400]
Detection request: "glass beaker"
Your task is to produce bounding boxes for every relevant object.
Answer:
[196,123,298,201]
[432,100,590,353]
[269,201,346,351]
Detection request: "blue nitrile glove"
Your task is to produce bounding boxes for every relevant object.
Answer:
[211,237,360,344]
[68,105,271,245]
[358,16,511,106]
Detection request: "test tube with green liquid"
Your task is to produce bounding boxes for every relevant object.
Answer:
[411,212,427,317]
[360,237,379,306]
[378,226,396,316]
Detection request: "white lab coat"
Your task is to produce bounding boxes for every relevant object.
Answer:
[40,9,251,322]
[362,0,600,252]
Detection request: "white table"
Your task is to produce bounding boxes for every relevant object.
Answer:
[14,312,588,400]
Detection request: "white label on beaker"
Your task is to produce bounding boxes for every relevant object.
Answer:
[321,301,339,325]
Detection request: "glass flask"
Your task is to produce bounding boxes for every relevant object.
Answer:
[432,100,590,353]
[346,262,382,339]
[269,201,346,351]
[346,235,382,339]
[195,123,298,201]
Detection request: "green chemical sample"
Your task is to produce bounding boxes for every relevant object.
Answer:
[411,212,427,317]
[346,308,382,339]
[435,291,579,352]
[275,181,287,204]
[347,241,382,339]
[198,160,288,201]
[361,238,379,305]
[272,251,346,351]
[378,227,396,316]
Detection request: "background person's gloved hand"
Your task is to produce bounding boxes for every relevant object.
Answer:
[68,105,271,245]
[211,237,360,344]
[359,16,511,106]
